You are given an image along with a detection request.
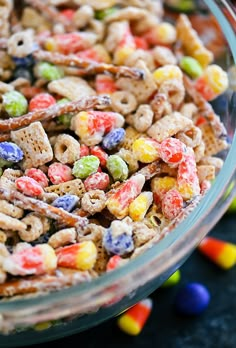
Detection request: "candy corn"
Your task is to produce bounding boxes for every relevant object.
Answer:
[56,241,97,271]
[71,111,124,146]
[198,237,236,270]
[117,298,153,335]
[3,244,57,276]
[106,174,145,219]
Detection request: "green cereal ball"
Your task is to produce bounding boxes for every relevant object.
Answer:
[106,155,128,182]
[72,155,100,179]
[0,158,13,168]
[2,91,28,117]
[57,98,73,126]
[36,62,64,81]
[180,56,203,79]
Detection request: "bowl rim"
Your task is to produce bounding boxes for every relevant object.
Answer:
[0,0,236,314]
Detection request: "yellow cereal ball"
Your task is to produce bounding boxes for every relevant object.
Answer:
[204,64,229,94]
[153,65,183,85]
[155,22,177,45]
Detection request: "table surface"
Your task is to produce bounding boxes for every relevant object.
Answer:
[34,212,236,348]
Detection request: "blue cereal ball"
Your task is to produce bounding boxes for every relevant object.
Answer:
[52,194,79,212]
[102,220,134,256]
[102,128,126,151]
[174,282,210,315]
[0,142,24,162]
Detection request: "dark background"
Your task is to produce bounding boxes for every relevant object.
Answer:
[32,211,236,348]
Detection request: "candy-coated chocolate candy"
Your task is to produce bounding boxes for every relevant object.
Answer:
[106,155,128,182]
[174,283,210,315]
[102,128,126,151]
[161,270,181,288]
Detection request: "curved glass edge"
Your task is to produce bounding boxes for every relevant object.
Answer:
[0,0,236,323]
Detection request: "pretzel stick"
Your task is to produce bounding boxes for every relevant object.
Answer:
[33,50,145,80]
[183,75,227,139]
[0,133,10,142]
[0,95,111,132]
[0,268,93,297]
[25,0,76,32]
[0,187,88,229]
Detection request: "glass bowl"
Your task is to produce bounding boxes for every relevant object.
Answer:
[1,0,236,346]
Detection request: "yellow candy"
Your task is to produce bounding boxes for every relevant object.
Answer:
[153,65,183,85]
[132,138,159,163]
[204,64,229,94]
[129,192,153,221]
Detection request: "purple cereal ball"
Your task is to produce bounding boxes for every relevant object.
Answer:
[174,282,210,315]
[0,142,24,162]
[52,194,79,212]
[102,128,126,150]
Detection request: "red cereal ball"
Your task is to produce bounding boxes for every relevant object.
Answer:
[48,162,73,185]
[134,36,149,50]
[29,93,56,112]
[15,176,44,197]
[161,189,183,220]
[84,172,110,191]
[159,138,186,165]
[25,168,49,188]
[80,144,90,157]
[90,146,108,167]
[106,255,123,272]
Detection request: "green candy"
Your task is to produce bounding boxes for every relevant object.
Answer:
[161,270,181,288]
[3,91,28,117]
[95,7,118,20]
[106,155,128,182]
[180,56,203,79]
[72,155,100,179]
[37,62,64,81]
[57,98,73,126]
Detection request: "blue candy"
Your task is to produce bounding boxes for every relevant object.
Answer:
[102,128,126,151]
[52,194,79,212]
[0,142,24,162]
[103,226,134,256]
[174,282,210,315]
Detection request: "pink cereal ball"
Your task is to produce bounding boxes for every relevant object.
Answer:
[90,146,108,167]
[84,172,110,191]
[15,176,44,197]
[25,168,49,188]
[48,162,73,185]
[29,93,56,112]
[80,144,90,157]
[161,189,183,220]
[159,138,186,165]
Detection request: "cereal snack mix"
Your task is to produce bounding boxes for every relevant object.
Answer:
[0,0,230,316]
